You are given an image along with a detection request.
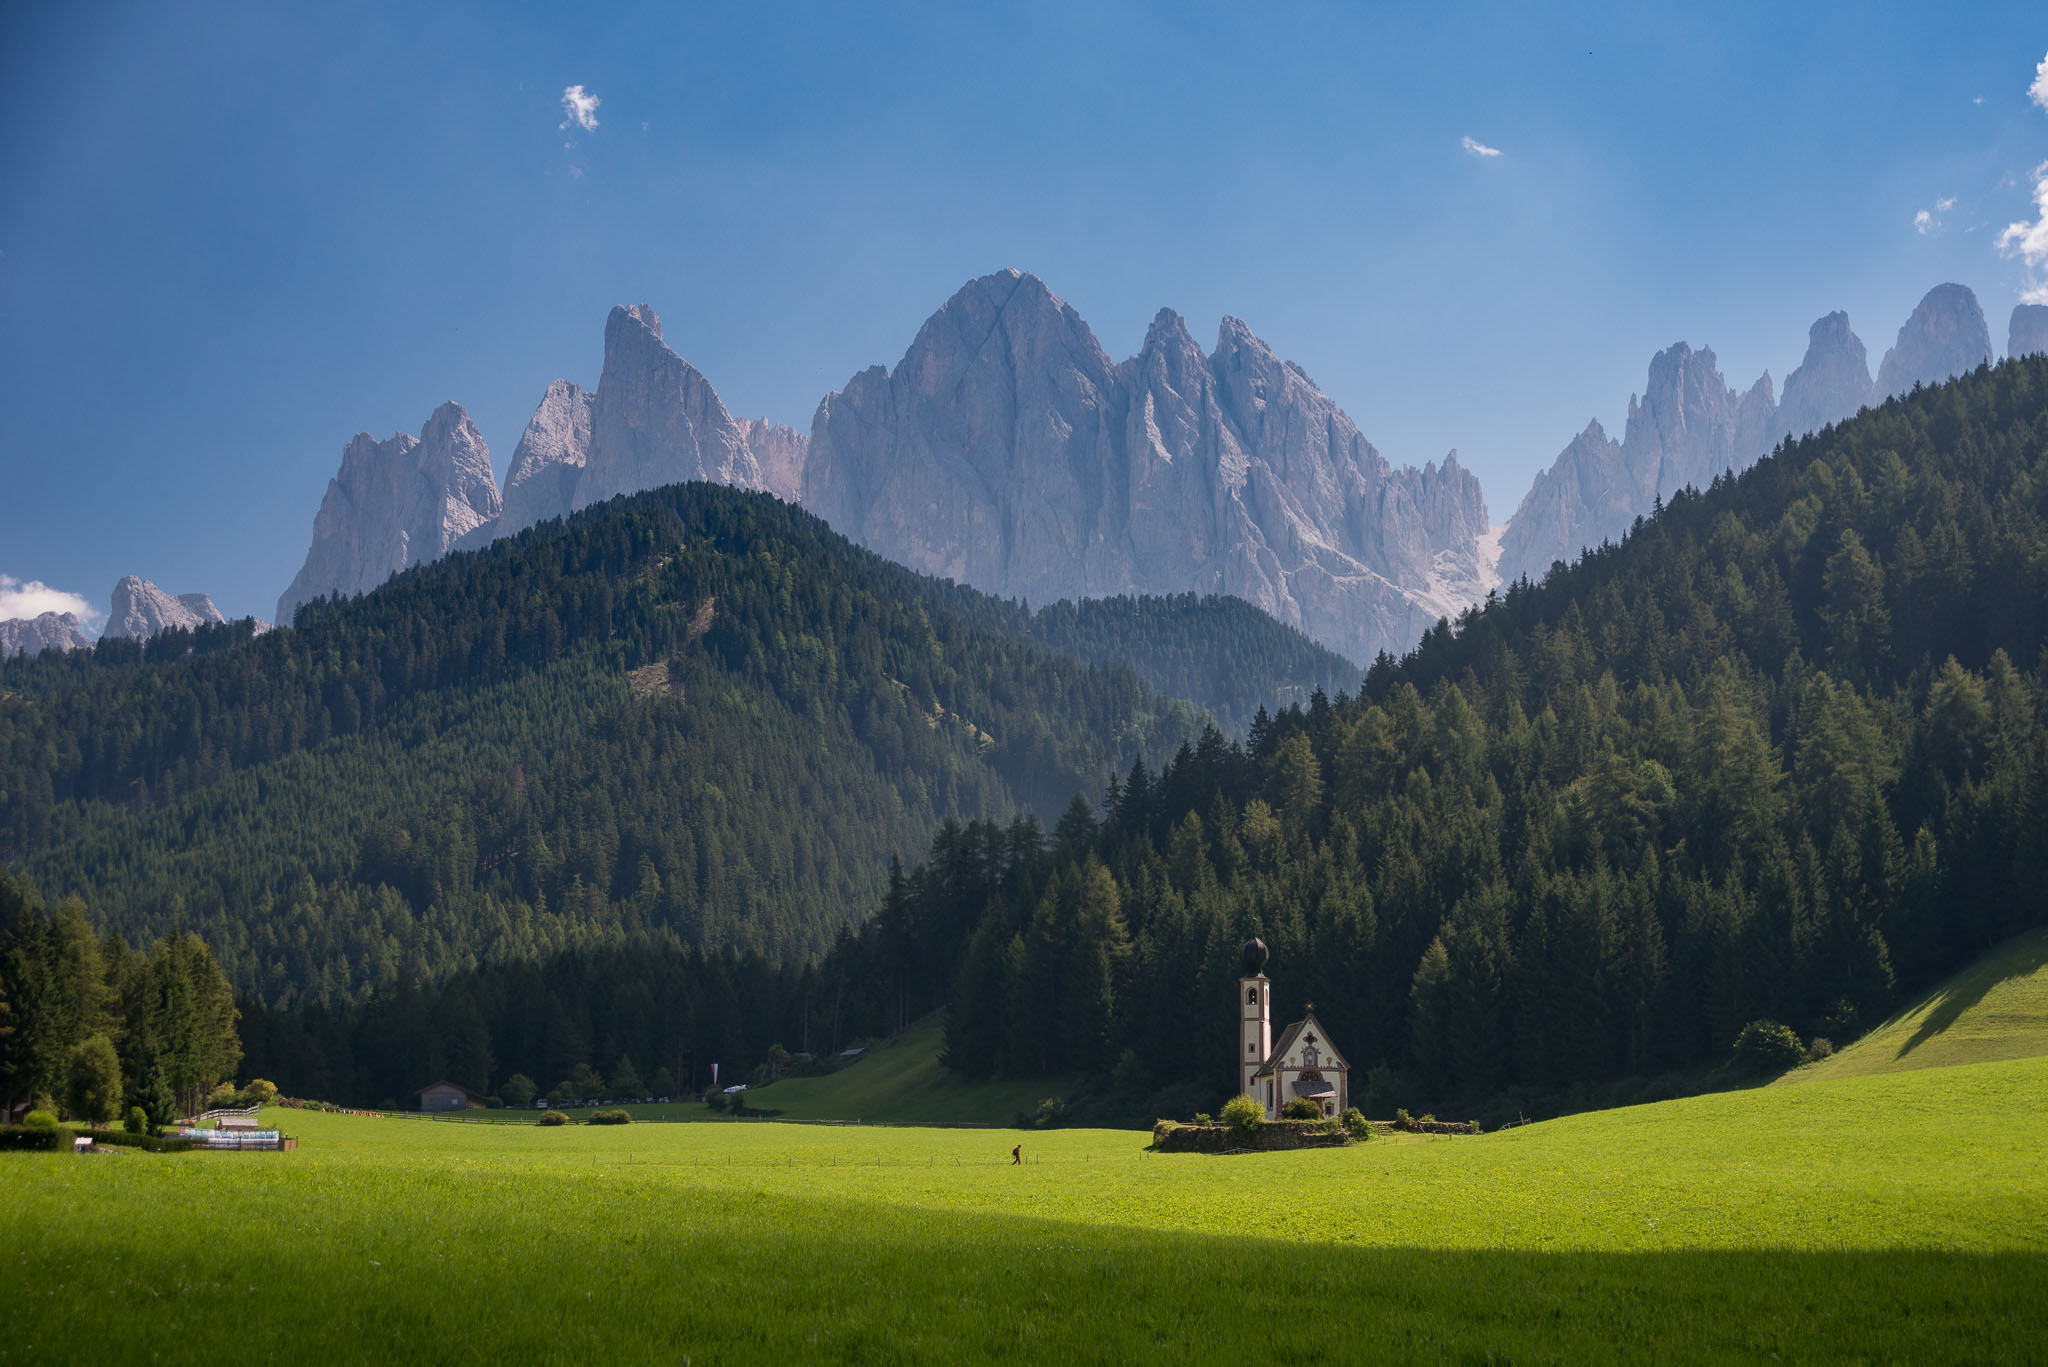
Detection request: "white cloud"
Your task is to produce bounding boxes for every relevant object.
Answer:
[1914,209,1935,234]
[2031,51,2048,112]
[560,84,600,133]
[0,574,97,625]
[1998,161,2048,303]
[1462,135,1502,159]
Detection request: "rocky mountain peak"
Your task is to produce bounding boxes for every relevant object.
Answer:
[1777,310,1873,439]
[1625,342,1773,505]
[739,418,808,504]
[804,272,1493,662]
[2010,303,2048,360]
[0,611,93,659]
[613,303,663,342]
[574,303,761,510]
[276,401,503,625]
[103,575,227,641]
[499,379,594,536]
[1876,283,1992,398]
[1501,338,1781,590]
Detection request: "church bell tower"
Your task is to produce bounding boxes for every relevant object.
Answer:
[1239,937,1271,1098]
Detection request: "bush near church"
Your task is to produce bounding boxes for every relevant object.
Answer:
[1220,1094,1264,1140]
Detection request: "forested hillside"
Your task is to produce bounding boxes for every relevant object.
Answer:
[0,485,1265,1006]
[927,356,2048,1113]
[251,358,2048,1118]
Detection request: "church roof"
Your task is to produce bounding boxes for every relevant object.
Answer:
[1291,1079,1338,1099]
[1252,1012,1350,1077]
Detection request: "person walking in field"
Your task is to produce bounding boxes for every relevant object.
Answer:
[1012,1144,1021,1165]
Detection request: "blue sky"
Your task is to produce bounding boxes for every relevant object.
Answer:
[4,1,2047,625]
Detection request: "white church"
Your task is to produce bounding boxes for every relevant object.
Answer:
[1238,937,1349,1120]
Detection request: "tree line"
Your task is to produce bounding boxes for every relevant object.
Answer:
[1,872,241,1124]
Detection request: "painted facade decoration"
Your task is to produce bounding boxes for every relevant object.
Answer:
[1237,937,1350,1121]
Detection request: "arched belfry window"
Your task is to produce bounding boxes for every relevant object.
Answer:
[1247,987,1258,1005]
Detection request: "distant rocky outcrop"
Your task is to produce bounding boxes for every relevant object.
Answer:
[498,379,593,536]
[277,401,501,625]
[571,305,765,511]
[1776,311,1873,441]
[1496,420,1629,586]
[805,270,1489,663]
[1498,343,1775,587]
[451,310,801,552]
[1495,295,1974,588]
[0,611,93,659]
[741,418,808,504]
[102,575,227,641]
[2010,304,2048,360]
[1875,283,1993,399]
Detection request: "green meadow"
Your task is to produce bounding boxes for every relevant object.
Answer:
[4,1053,2045,1363]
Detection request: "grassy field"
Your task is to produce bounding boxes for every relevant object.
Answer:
[4,1053,2045,1363]
[735,1017,1081,1124]
[1779,928,2048,1086]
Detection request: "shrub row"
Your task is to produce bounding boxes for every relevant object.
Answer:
[0,1124,66,1151]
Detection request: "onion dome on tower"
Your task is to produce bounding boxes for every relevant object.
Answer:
[1241,937,1269,976]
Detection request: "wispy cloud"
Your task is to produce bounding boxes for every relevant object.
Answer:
[1915,195,1958,235]
[2031,50,2048,112]
[560,84,600,133]
[0,573,97,625]
[1462,135,1502,159]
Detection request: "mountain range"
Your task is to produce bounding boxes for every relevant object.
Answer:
[276,271,1491,665]
[268,273,2046,669]
[1497,283,2012,586]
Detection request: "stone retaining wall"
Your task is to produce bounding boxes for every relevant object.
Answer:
[1150,1121,1353,1153]
[1388,1118,1482,1135]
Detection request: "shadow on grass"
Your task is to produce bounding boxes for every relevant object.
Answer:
[1895,929,2048,1062]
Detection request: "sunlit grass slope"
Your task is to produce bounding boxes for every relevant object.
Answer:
[1779,928,2048,1086]
[742,1016,1080,1123]
[4,1055,2045,1362]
